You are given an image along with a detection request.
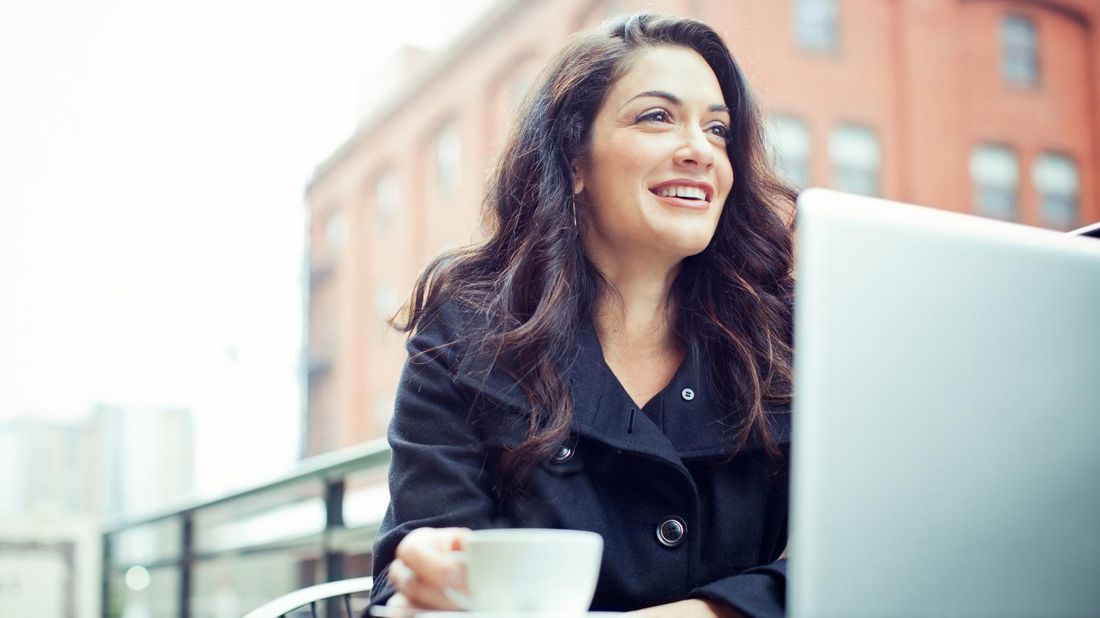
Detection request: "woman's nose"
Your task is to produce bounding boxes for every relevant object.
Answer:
[674,126,715,169]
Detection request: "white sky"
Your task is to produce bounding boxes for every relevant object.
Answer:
[0,0,494,499]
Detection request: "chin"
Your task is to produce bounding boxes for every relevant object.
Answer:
[663,237,715,260]
[644,222,719,260]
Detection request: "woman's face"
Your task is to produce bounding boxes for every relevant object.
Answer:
[576,45,734,266]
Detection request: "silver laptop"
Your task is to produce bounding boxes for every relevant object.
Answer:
[789,189,1100,617]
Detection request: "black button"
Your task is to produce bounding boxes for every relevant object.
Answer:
[656,516,686,547]
[551,444,574,463]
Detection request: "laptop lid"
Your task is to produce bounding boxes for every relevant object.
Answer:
[1071,220,1100,239]
[788,189,1100,617]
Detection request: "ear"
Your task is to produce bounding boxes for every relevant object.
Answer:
[571,161,586,195]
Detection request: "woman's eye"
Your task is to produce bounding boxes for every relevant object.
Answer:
[638,110,671,124]
[707,123,731,140]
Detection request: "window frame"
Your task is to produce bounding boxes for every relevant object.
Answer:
[970,143,1021,221]
[1032,151,1080,230]
[828,122,882,197]
[767,113,813,189]
[793,0,840,55]
[434,123,463,199]
[1001,14,1040,87]
[373,171,399,233]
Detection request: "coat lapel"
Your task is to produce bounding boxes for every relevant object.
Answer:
[451,312,789,465]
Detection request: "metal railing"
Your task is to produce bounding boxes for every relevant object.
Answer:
[102,438,391,618]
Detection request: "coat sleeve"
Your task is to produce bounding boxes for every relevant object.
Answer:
[688,559,787,618]
[690,447,789,618]
[369,307,498,607]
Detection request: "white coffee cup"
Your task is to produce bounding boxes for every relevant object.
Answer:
[445,528,603,614]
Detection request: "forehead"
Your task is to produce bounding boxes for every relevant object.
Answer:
[607,46,725,108]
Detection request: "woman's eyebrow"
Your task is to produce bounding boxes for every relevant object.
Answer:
[624,90,729,114]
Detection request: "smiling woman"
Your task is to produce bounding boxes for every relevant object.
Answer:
[370,13,796,618]
[579,46,735,272]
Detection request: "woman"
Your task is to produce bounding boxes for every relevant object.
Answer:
[371,13,795,617]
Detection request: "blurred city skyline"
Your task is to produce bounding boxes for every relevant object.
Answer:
[0,0,496,503]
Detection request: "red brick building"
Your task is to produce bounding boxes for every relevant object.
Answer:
[303,0,1099,456]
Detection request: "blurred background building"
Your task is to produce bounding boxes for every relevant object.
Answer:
[303,0,1100,457]
[0,405,194,520]
[0,405,193,617]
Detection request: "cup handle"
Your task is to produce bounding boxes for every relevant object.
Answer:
[442,548,470,610]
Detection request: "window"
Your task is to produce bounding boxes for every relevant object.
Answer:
[1002,15,1039,86]
[1033,153,1079,230]
[375,173,398,231]
[794,0,838,53]
[436,125,462,197]
[970,144,1019,220]
[766,114,812,188]
[324,209,347,253]
[829,124,881,196]
[374,282,400,321]
[509,72,533,115]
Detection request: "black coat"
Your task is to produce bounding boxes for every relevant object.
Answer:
[370,302,790,617]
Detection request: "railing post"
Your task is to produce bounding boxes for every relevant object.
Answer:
[180,513,193,618]
[102,531,112,618]
[323,478,345,618]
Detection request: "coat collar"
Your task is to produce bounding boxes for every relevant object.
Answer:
[453,312,790,462]
[568,316,789,460]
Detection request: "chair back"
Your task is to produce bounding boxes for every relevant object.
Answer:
[242,576,373,618]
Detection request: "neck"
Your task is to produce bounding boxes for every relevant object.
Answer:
[586,246,682,352]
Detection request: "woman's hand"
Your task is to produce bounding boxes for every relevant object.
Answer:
[628,599,744,618]
[630,545,785,617]
[385,527,471,610]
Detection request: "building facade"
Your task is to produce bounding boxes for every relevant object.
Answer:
[0,405,194,520]
[0,406,194,618]
[303,0,1100,456]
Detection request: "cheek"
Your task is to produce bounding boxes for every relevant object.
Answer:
[611,135,654,172]
[592,140,650,198]
[718,157,735,200]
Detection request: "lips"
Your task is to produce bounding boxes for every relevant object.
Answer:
[649,179,715,207]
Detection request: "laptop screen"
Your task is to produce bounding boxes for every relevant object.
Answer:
[789,189,1100,618]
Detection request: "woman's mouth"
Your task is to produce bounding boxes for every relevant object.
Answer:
[649,181,714,209]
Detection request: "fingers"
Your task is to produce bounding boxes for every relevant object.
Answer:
[381,593,422,618]
[396,527,469,590]
[389,557,462,610]
[387,592,411,607]
[389,527,471,610]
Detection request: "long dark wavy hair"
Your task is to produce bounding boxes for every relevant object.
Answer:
[396,13,796,493]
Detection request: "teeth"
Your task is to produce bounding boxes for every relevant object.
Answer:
[655,186,707,200]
